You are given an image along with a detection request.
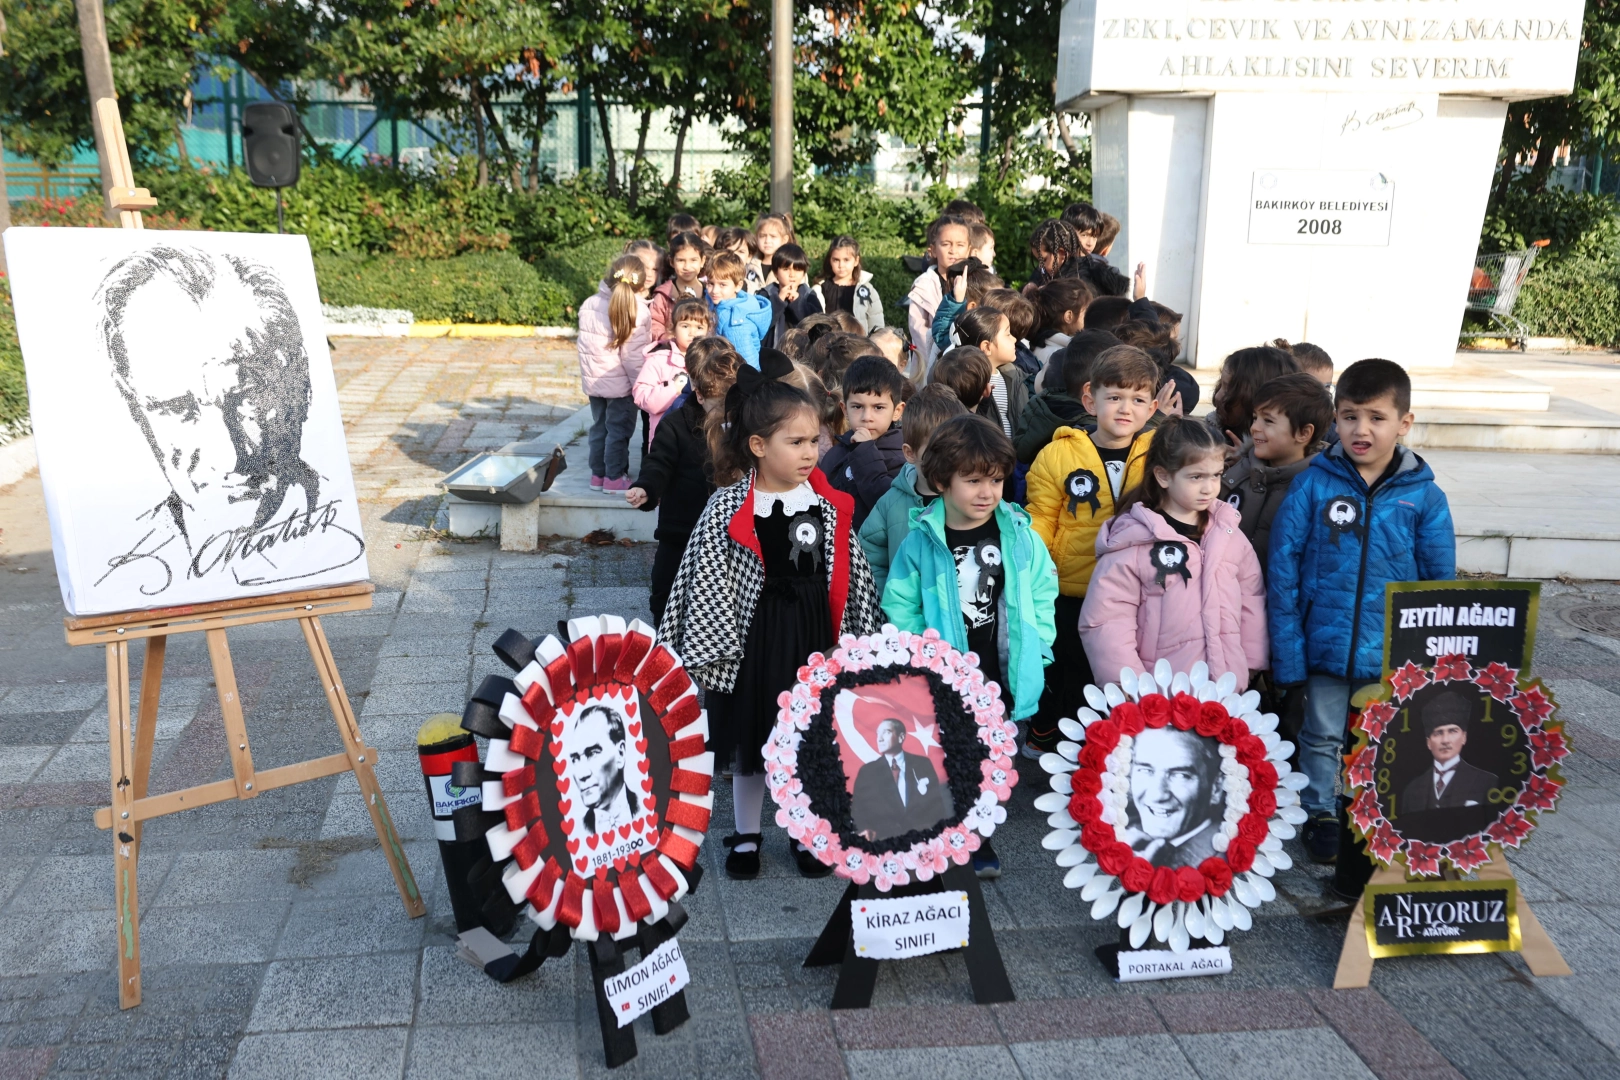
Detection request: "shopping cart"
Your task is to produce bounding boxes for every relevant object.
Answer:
[1459,239,1550,350]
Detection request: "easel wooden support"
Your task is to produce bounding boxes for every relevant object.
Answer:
[1332,847,1571,988]
[79,99,423,1011]
[803,863,1013,1009]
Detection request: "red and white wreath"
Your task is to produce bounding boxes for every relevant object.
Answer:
[765,625,1018,892]
[477,615,712,942]
[1037,660,1303,953]
[1346,656,1566,877]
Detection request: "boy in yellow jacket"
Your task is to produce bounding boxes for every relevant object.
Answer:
[1024,345,1160,755]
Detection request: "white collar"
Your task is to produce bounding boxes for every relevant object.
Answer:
[1433,756,1460,775]
[754,480,816,517]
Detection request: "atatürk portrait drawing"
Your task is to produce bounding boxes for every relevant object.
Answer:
[93,245,363,595]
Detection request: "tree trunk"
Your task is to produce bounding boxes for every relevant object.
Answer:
[528,88,546,192]
[471,89,489,187]
[174,121,191,168]
[628,107,652,211]
[479,93,523,190]
[592,82,619,197]
[996,134,1015,185]
[1056,110,1080,163]
[71,0,119,219]
[668,107,693,195]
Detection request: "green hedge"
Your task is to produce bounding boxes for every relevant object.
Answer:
[0,284,26,432]
[1514,255,1620,347]
[314,251,574,325]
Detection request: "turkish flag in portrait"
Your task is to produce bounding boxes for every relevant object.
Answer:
[831,674,947,794]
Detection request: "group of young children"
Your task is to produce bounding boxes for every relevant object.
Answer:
[576,200,1456,888]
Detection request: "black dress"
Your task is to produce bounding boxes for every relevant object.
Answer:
[710,498,834,774]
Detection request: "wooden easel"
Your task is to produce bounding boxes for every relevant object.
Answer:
[1332,847,1570,988]
[76,99,424,1010]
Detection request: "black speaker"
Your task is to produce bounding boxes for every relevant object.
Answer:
[241,102,301,189]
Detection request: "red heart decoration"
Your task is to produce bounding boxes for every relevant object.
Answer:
[551,758,566,775]
[586,834,599,850]
[557,778,570,794]
[631,816,644,833]
[625,699,637,718]
[558,799,572,816]
[614,856,627,873]
[566,837,580,854]
[645,795,657,811]
[628,721,642,738]
[628,851,641,867]
[640,776,653,793]
[595,865,608,881]
[635,738,648,755]
[549,720,563,738]
[618,823,631,840]
[575,856,588,872]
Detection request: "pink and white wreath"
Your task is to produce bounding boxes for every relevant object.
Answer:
[1037,660,1303,953]
[764,626,1017,892]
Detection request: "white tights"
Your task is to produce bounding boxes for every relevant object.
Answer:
[731,773,765,853]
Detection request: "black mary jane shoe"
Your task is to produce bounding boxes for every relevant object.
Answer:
[791,839,833,878]
[722,832,763,880]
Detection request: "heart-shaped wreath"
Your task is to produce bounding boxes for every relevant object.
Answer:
[1346,656,1566,876]
[765,625,1017,892]
[1037,660,1303,953]
[460,615,711,943]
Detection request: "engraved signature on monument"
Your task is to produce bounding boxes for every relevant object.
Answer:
[1341,101,1425,136]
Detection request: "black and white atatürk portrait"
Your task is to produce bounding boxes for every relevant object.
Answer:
[566,702,642,836]
[4,229,368,615]
[1122,727,1225,869]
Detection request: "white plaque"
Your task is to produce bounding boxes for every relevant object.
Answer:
[603,937,690,1027]
[1118,945,1233,982]
[851,891,971,960]
[1247,170,1396,247]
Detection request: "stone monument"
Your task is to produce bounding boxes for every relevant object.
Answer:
[1057,0,1586,369]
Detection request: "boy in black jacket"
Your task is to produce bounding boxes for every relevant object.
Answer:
[819,355,908,528]
[764,243,822,348]
[626,339,741,622]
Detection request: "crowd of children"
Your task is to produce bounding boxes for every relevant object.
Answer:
[578,200,1455,890]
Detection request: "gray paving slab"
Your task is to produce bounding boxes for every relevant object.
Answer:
[404,1022,576,1080]
[1011,1034,1199,1080]
[844,1044,1019,1080]
[228,1028,409,1080]
[247,953,420,1032]
[1176,1029,1377,1080]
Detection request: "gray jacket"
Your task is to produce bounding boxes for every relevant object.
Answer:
[812,270,886,335]
[1221,449,1316,578]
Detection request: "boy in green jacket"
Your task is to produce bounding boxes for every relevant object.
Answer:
[881,413,1059,879]
[858,384,967,593]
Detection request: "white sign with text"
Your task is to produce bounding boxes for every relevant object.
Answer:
[603,937,690,1027]
[851,892,971,960]
[1118,946,1233,983]
[1248,170,1396,247]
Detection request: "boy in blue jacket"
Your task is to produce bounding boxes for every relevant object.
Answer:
[882,414,1059,879]
[1267,358,1455,864]
[710,252,773,367]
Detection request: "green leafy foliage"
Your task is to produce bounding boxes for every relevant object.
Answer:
[0,280,26,431]
[314,250,574,324]
[1513,255,1620,346]
[1480,188,1620,261]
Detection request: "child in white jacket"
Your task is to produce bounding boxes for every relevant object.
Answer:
[577,255,651,492]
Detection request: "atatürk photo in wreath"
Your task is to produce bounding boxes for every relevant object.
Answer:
[566,702,641,835]
[835,677,954,842]
[1400,690,1496,812]
[1122,727,1225,869]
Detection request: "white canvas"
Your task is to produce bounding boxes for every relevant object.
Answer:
[4,228,369,616]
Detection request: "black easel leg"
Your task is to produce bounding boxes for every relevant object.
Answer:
[828,884,882,1011]
[943,863,1015,1005]
[588,937,639,1068]
[803,881,861,968]
[637,919,691,1035]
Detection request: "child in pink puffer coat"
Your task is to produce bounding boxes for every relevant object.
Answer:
[1079,417,1268,690]
[577,255,652,492]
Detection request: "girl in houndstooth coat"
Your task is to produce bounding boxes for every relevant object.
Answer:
[659,349,882,881]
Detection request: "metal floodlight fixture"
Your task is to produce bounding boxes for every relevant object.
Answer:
[441,440,565,504]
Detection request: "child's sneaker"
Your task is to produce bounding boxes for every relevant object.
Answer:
[972,839,1001,879]
[1305,814,1339,864]
[603,476,632,492]
[590,475,605,492]
[1021,723,1059,761]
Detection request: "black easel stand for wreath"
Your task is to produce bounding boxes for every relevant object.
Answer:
[803,862,1014,1008]
[588,893,698,1068]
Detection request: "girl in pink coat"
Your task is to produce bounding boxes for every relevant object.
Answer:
[577,255,652,491]
[1079,417,1268,690]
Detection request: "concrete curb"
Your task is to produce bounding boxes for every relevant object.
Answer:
[0,435,37,489]
[327,323,578,340]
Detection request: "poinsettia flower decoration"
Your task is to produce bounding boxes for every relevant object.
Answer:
[1346,746,1379,789]
[1405,840,1443,877]
[1519,773,1564,811]
[1509,684,1555,730]
[1444,835,1491,873]
[1486,808,1534,848]
[1366,821,1404,862]
[1528,729,1569,769]
[1389,661,1430,702]
[1431,653,1473,684]
[1356,699,1398,741]
[1473,661,1518,702]
[1349,789,1383,834]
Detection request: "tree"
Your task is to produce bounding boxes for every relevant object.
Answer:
[1497,0,1620,195]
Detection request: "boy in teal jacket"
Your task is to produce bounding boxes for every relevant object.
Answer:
[859,385,967,593]
[881,414,1058,878]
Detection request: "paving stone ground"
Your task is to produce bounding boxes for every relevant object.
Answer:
[0,338,1618,1080]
